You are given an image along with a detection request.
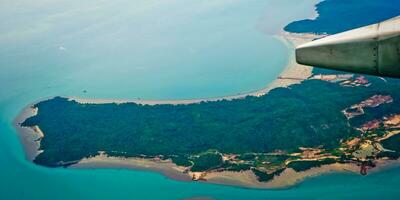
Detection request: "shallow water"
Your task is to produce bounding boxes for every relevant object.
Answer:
[1,0,399,199]
[0,0,311,100]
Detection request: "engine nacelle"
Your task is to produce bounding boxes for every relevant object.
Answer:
[296,16,400,78]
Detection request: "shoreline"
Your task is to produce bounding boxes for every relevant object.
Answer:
[12,32,351,190]
[13,103,44,161]
[68,32,318,106]
[13,31,319,161]
[12,30,400,189]
[70,153,192,182]
[14,104,400,189]
[69,153,400,189]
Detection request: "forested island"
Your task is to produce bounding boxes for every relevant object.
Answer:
[20,75,400,182]
[18,0,400,187]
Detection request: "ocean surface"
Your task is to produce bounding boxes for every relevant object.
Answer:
[1,0,399,199]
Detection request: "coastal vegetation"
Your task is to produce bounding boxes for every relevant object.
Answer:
[381,134,400,152]
[19,0,400,183]
[21,74,400,181]
[251,168,285,182]
[287,159,336,172]
[191,152,223,172]
[23,79,363,166]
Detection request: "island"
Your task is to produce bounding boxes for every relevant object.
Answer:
[15,0,400,188]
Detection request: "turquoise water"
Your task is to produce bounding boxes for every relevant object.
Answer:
[0,0,302,100]
[1,0,399,199]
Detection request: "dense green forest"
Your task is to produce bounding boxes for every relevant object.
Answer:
[287,159,336,172]
[22,75,400,167]
[191,153,223,172]
[381,134,400,152]
[285,0,400,34]
[20,0,400,180]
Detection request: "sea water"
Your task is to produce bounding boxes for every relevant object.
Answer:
[1,0,399,199]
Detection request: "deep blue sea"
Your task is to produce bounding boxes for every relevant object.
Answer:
[1,0,400,199]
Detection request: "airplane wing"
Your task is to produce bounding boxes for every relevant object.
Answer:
[296,16,400,78]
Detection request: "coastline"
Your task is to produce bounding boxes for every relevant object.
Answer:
[12,31,400,189]
[69,32,318,106]
[69,153,400,189]
[13,103,44,161]
[69,153,359,189]
[70,153,192,182]
[14,32,319,158]
[12,32,343,189]
[73,154,360,189]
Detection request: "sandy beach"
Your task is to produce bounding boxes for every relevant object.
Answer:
[13,30,400,189]
[12,32,343,189]
[70,152,192,182]
[12,32,317,156]
[69,152,400,189]
[69,32,319,106]
[70,152,360,189]
[205,163,360,189]
[13,104,44,161]
[16,102,400,189]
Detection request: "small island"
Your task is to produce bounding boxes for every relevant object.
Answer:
[15,0,400,188]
